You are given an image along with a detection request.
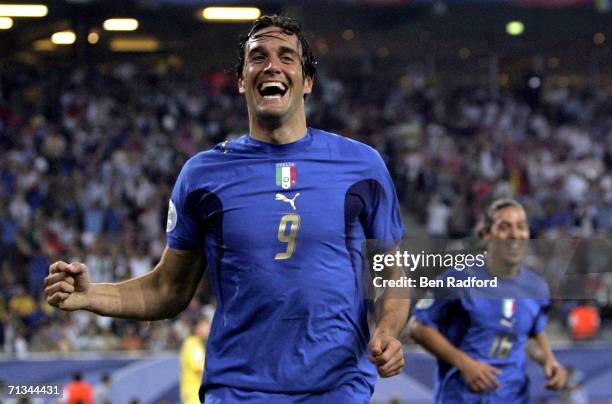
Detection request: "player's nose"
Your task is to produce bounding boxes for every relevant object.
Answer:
[263,56,282,74]
[507,225,526,239]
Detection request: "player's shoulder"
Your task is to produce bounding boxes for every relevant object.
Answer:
[311,128,384,162]
[178,139,245,176]
[518,266,550,298]
[183,142,227,169]
[176,149,215,180]
[426,269,467,299]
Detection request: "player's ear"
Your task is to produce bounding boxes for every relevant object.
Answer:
[475,221,488,240]
[303,75,313,95]
[481,229,492,241]
[238,77,245,94]
[477,222,492,240]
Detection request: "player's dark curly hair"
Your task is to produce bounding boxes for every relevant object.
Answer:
[476,198,526,238]
[235,15,317,80]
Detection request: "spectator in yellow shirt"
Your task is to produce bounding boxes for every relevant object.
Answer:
[9,285,36,318]
[180,316,210,404]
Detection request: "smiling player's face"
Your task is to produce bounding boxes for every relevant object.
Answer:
[238,27,313,124]
[484,206,530,269]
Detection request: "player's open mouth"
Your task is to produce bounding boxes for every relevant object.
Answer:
[503,240,526,255]
[258,81,288,100]
[507,240,523,249]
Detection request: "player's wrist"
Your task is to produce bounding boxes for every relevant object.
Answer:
[454,352,475,373]
[81,283,103,312]
[373,328,399,341]
[373,316,404,340]
[542,353,557,366]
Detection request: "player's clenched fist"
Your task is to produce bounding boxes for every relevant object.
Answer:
[44,261,91,311]
[368,334,405,378]
[544,357,567,390]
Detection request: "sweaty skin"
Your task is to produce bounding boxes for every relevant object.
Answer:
[238,27,313,144]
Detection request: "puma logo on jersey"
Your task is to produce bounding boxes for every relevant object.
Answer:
[275,193,300,210]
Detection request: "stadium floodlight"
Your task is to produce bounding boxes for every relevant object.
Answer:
[51,31,76,45]
[506,21,524,36]
[0,4,47,17]
[110,38,159,52]
[88,31,99,44]
[342,29,354,41]
[103,18,139,31]
[593,32,605,45]
[202,7,261,21]
[33,39,55,51]
[528,76,541,89]
[0,16,12,29]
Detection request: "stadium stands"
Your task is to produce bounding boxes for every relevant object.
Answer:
[0,1,611,401]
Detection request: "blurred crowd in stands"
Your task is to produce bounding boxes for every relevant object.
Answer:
[0,59,611,355]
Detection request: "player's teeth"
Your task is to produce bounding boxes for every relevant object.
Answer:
[260,82,286,90]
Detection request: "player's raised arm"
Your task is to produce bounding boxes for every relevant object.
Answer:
[527,332,568,390]
[408,317,501,393]
[44,247,205,320]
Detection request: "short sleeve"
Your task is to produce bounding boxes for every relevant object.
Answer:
[530,299,550,337]
[412,272,463,330]
[412,293,455,331]
[361,151,405,246]
[166,161,203,250]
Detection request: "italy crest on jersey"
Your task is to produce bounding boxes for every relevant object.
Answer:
[502,298,516,319]
[276,162,297,189]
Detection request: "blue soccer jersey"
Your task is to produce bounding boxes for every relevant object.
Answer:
[166,128,405,401]
[413,266,550,403]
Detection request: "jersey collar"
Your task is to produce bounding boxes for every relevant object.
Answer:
[244,127,314,154]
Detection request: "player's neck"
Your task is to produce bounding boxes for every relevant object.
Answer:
[249,114,308,145]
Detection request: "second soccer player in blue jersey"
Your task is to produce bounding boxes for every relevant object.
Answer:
[410,198,567,403]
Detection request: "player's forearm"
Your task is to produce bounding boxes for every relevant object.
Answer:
[86,249,203,320]
[528,332,556,366]
[409,318,472,371]
[374,297,410,339]
[373,256,410,339]
[86,269,181,320]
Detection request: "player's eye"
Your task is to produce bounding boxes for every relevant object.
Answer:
[280,55,294,63]
[497,223,509,231]
[250,54,265,62]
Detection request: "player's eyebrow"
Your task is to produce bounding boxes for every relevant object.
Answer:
[247,45,300,59]
[497,219,528,227]
[277,46,300,57]
[247,45,266,56]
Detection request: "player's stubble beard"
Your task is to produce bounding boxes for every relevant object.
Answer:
[252,88,306,133]
[255,109,285,130]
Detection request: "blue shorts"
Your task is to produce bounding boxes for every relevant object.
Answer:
[202,379,372,403]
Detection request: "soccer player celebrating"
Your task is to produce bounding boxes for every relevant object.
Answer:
[409,198,567,403]
[44,15,408,403]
